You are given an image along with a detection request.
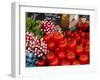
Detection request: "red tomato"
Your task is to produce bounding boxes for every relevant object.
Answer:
[61,60,71,65]
[77,22,89,31]
[36,59,46,66]
[58,51,66,60]
[79,54,89,64]
[81,22,89,30]
[49,57,59,66]
[77,29,82,34]
[47,41,56,50]
[86,40,90,46]
[72,60,80,65]
[58,39,67,50]
[66,37,72,42]
[75,44,84,56]
[77,22,83,29]
[52,32,64,42]
[80,31,86,38]
[43,34,51,42]
[66,51,76,61]
[65,30,71,36]
[74,33,81,43]
[84,45,89,54]
[55,47,60,53]
[81,38,87,46]
[85,32,90,40]
[69,39,77,50]
[46,52,56,61]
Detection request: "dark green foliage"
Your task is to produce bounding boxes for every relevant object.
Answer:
[26,17,44,39]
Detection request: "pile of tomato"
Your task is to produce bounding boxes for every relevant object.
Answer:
[36,29,90,66]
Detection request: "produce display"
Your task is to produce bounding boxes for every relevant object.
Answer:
[26,13,90,67]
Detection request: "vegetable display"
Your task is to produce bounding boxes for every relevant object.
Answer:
[26,13,90,67]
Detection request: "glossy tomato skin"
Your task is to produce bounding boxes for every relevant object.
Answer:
[46,52,56,61]
[65,30,71,36]
[36,59,46,66]
[75,44,84,56]
[72,60,80,65]
[58,51,66,60]
[69,39,77,50]
[84,44,89,54]
[43,34,51,42]
[77,22,89,31]
[47,41,56,50]
[58,39,67,50]
[77,22,81,28]
[80,31,86,38]
[55,47,60,53]
[74,33,81,43]
[81,22,89,30]
[81,38,87,47]
[60,60,71,65]
[52,32,64,42]
[49,57,59,66]
[79,54,89,64]
[85,32,90,40]
[66,51,76,61]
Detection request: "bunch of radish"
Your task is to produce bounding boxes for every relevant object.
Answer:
[26,32,48,58]
[41,20,57,35]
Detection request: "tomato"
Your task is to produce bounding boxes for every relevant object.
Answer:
[66,51,76,61]
[69,39,77,50]
[81,38,87,46]
[81,22,89,30]
[85,32,89,40]
[77,22,83,29]
[36,59,46,66]
[73,31,78,36]
[49,57,59,66]
[53,32,64,42]
[46,52,56,61]
[65,30,71,36]
[72,60,80,65]
[43,34,51,42]
[77,29,82,34]
[74,33,81,43]
[84,45,89,54]
[58,39,67,50]
[75,44,84,56]
[55,47,60,53]
[58,51,66,60]
[79,54,89,64]
[71,33,75,38]
[86,40,90,46]
[47,41,56,50]
[61,60,71,65]
[77,22,89,31]
[66,37,72,42]
[80,31,86,38]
